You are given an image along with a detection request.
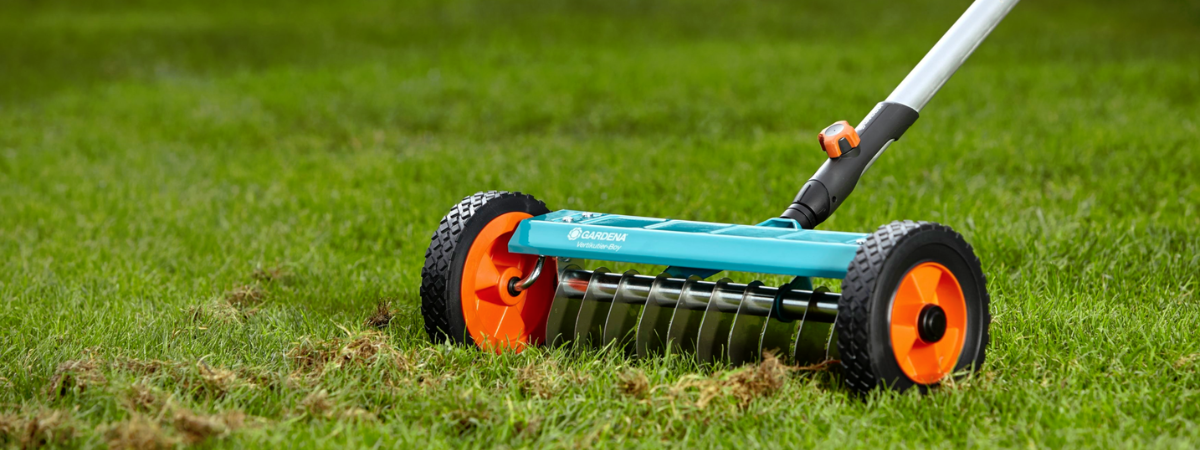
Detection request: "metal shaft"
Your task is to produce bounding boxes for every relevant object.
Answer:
[885,0,1020,111]
[510,256,545,292]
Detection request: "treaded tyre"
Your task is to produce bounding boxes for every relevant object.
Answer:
[836,220,990,394]
[420,191,557,352]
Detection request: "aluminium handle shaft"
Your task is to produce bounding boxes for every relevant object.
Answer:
[886,0,1020,112]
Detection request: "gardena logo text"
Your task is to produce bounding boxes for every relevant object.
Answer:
[566,227,626,242]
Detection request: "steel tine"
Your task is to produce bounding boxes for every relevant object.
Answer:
[760,278,806,363]
[543,264,589,347]
[573,268,615,348]
[665,276,709,355]
[726,281,768,365]
[601,270,644,356]
[759,317,794,363]
[696,278,739,365]
[792,286,833,366]
[793,321,833,366]
[636,274,683,358]
[555,257,585,273]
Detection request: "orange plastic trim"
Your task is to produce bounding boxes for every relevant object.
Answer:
[888,262,967,384]
[817,120,860,158]
[459,212,558,353]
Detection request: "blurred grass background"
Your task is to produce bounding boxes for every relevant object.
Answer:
[1,0,1199,448]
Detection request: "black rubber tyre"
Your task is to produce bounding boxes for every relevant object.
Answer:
[419,191,551,346]
[836,220,990,394]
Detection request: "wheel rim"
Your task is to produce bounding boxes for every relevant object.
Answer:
[888,262,967,384]
[460,212,557,352]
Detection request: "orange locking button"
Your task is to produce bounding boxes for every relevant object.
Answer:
[817,120,860,158]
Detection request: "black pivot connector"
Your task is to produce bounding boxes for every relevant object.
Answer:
[782,102,919,229]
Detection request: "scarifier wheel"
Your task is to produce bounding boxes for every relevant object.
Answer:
[836,221,990,394]
[420,191,558,352]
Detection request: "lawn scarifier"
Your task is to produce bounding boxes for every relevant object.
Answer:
[420,0,1017,394]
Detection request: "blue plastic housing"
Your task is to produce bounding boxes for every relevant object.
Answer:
[508,210,868,279]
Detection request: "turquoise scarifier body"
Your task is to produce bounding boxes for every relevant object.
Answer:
[508,210,867,279]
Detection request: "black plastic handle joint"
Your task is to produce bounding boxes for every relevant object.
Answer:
[781,102,919,229]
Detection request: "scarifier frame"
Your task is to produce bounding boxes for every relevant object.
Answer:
[509,211,865,279]
[419,0,1017,393]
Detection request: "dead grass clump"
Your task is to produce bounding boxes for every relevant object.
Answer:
[224,284,265,310]
[516,361,592,399]
[123,384,167,414]
[616,369,650,399]
[251,266,292,284]
[46,359,106,400]
[218,410,249,430]
[390,347,453,389]
[287,331,393,375]
[233,366,289,391]
[113,357,282,394]
[194,361,243,397]
[723,353,791,406]
[1175,354,1199,369]
[337,408,378,423]
[513,416,542,438]
[444,408,492,435]
[1,410,76,449]
[297,390,377,422]
[186,285,265,324]
[673,353,794,409]
[517,364,555,399]
[0,414,18,441]
[114,358,170,377]
[188,296,246,325]
[364,299,396,329]
[117,356,278,399]
[416,372,453,390]
[172,409,231,444]
[300,390,333,417]
[106,415,177,450]
[116,386,246,446]
[794,359,839,372]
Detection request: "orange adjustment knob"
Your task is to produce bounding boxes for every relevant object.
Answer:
[817,120,861,158]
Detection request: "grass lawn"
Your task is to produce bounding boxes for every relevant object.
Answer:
[2,0,1199,447]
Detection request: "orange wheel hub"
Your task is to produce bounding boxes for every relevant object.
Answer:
[460,212,557,353]
[889,262,967,384]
